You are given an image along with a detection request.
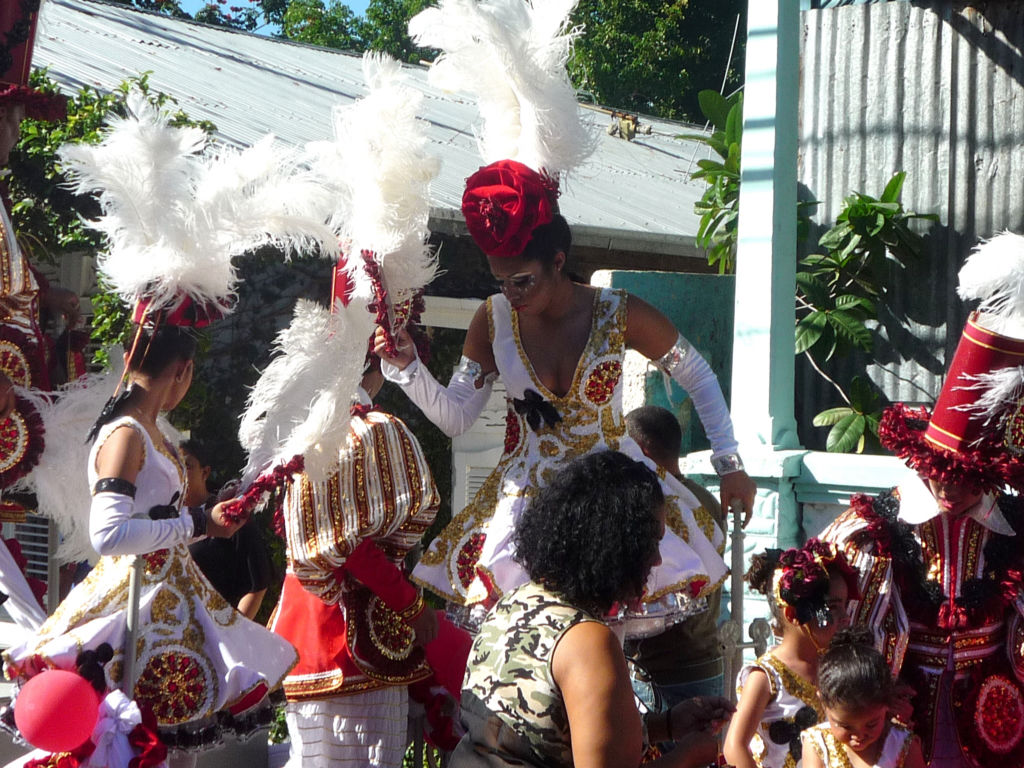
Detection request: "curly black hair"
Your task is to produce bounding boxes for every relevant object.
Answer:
[818,628,894,711]
[513,450,664,615]
[746,548,785,629]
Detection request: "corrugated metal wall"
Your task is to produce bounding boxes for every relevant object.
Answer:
[796,1,1024,449]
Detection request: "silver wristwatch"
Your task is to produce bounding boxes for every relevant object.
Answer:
[711,452,745,476]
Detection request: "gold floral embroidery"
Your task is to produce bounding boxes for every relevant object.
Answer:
[692,506,716,544]
[510,289,604,403]
[415,288,720,613]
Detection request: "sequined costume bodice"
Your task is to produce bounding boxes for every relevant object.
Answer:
[412,288,727,622]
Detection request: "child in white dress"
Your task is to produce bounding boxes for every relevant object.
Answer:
[802,630,924,768]
[724,541,860,768]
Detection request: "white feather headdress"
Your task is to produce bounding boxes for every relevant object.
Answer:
[59,90,337,315]
[239,54,439,484]
[958,231,1024,338]
[409,0,596,177]
[952,232,1024,433]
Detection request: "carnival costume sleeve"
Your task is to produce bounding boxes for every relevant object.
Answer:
[341,538,423,617]
[381,355,494,438]
[0,205,39,325]
[89,490,195,557]
[819,492,910,675]
[654,334,739,461]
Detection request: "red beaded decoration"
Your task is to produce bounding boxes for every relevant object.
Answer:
[974,675,1024,754]
[134,651,206,724]
[456,533,486,590]
[503,409,521,454]
[583,360,621,405]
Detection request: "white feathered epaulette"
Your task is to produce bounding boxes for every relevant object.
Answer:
[409,0,596,178]
[59,90,337,315]
[239,54,439,484]
[10,368,122,563]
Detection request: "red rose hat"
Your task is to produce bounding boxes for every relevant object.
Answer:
[461,160,559,258]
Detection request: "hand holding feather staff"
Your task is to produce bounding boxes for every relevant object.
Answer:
[0,91,355,767]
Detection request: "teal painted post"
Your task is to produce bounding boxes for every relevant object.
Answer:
[731,0,800,451]
[598,271,735,455]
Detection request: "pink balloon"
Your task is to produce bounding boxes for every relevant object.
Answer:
[15,670,100,752]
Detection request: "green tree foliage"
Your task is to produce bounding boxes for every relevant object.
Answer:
[357,0,433,62]
[281,0,361,48]
[680,90,742,273]
[568,0,745,122]
[106,0,190,17]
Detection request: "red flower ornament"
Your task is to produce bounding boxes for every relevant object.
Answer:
[461,160,557,258]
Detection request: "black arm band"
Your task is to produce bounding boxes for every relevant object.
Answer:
[93,477,137,498]
[188,506,208,537]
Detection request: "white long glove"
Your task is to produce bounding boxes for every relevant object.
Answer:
[658,334,740,461]
[381,356,495,438]
[90,492,194,557]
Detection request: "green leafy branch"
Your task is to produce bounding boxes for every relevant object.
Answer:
[796,172,938,452]
[680,90,742,274]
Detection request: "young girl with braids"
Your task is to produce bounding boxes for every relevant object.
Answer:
[801,629,924,768]
[723,540,859,768]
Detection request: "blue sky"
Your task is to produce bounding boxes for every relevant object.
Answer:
[179,0,372,24]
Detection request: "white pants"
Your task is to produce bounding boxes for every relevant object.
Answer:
[285,687,409,767]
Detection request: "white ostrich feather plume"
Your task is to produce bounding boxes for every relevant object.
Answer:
[10,363,123,563]
[958,231,1024,335]
[60,90,335,314]
[409,0,596,177]
[240,54,441,484]
[238,292,376,485]
[306,53,438,301]
[953,366,1024,427]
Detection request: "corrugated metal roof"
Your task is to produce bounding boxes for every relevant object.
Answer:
[797,1,1024,447]
[34,0,713,247]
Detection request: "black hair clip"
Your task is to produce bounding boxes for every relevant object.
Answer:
[512,389,562,432]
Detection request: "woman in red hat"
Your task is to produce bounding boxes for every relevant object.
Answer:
[375,159,756,632]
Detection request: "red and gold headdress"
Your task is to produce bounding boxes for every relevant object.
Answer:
[879,232,1024,493]
[0,3,66,122]
[409,0,596,258]
[770,538,860,626]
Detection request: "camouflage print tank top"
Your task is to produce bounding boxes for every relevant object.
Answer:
[461,581,603,767]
